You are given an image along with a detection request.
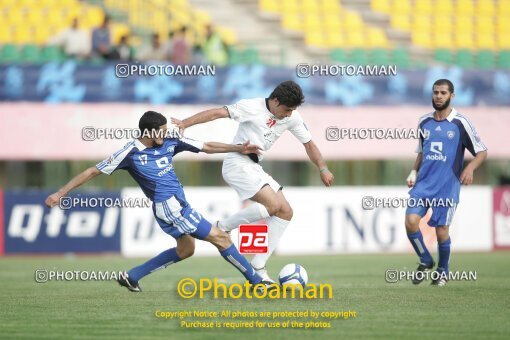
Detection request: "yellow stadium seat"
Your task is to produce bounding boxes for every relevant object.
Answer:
[415,0,433,15]
[324,14,342,31]
[475,0,495,16]
[393,0,412,15]
[412,15,432,32]
[455,0,474,16]
[259,0,280,14]
[326,32,345,48]
[497,34,510,49]
[304,15,322,31]
[305,31,326,48]
[497,17,510,36]
[433,15,453,32]
[433,33,453,49]
[477,34,496,50]
[343,11,363,30]
[412,31,432,48]
[282,0,300,14]
[390,15,411,31]
[344,30,365,48]
[456,16,473,34]
[321,0,341,13]
[371,0,391,14]
[367,27,389,48]
[476,16,495,35]
[496,0,510,16]
[454,33,474,49]
[0,26,14,43]
[302,0,320,14]
[433,0,453,14]
[282,14,303,31]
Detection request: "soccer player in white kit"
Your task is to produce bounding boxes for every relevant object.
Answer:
[172,81,334,282]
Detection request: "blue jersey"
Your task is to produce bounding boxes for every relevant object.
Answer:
[410,108,486,203]
[96,138,204,202]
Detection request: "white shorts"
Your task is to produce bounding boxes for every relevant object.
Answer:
[222,154,281,201]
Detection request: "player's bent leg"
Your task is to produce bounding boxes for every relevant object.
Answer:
[251,190,293,281]
[405,208,434,285]
[218,200,270,232]
[176,235,195,259]
[204,223,264,285]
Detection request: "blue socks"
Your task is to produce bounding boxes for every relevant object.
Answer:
[437,238,451,274]
[220,244,262,284]
[128,248,181,282]
[407,230,434,266]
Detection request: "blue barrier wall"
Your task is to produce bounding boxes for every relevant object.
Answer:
[1,62,510,105]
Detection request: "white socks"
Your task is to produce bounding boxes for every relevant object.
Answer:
[219,203,270,232]
[251,216,290,269]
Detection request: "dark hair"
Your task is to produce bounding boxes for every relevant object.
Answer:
[269,80,305,108]
[139,111,167,135]
[433,79,454,93]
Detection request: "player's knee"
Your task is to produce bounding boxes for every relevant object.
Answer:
[264,200,281,216]
[208,227,232,250]
[279,203,293,220]
[405,216,420,232]
[176,243,195,259]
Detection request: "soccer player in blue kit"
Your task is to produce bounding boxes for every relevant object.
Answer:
[405,79,487,286]
[45,111,274,292]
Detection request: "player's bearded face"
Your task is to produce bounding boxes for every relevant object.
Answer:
[432,96,451,111]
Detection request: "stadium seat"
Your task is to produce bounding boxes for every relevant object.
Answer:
[434,48,453,64]
[475,0,495,16]
[393,0,412,15]
[348,48,370,65]
[330,48,348,62]
[390,15,411,31]
[477,50,495,69]
[456,0,474,16]
[391,48,411,68]
[20,44,42,63]
[371,0,391,14]
[40,46,64,62]
[455,49,475,68]
[0,44,21,63]
[415,0,433,15]
[498,50,510,69]
[371,48,390,64]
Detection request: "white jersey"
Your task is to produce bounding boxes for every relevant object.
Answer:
[224,98,312,161]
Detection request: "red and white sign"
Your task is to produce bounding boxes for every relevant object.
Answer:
[493,187,510,249]
[238,224,268,254]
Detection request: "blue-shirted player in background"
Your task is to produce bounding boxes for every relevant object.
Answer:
[45,111,274,292]
[405,79,487,286]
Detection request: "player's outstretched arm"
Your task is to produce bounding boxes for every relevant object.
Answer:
[407,153,423,187]
[460,150,487,185]
[44,166,102,207]
[202,140,262,155]
[172,107,229,134]
[303,140,334,186]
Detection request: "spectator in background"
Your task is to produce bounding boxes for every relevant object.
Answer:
[162,31,175,61]
[171,26,191,64]
[111,35,134,61]
[92,15,112,59]
[203,24,228,66]
[48,18,90,58]
[137,33,167,61]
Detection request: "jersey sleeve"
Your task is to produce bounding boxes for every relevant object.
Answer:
[416,123,424,153]
[96,142,134,175]
[224,99,252,123]
[459,116,487,156]
[174,137,204,155]
[289,112,312,144]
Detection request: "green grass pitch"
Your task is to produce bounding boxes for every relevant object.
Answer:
[1,252,509,339]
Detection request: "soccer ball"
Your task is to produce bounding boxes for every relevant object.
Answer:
[278,263,308,287]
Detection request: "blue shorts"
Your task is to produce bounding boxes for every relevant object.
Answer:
[405,197,457,227]
[153,195,212,240]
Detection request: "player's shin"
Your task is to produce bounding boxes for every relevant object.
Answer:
[251,216,290,269]
[219,203,270,232]
[407,230,434,266]
[437,238,451,274]
[127,248,182,283]
[219,244,262,284]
